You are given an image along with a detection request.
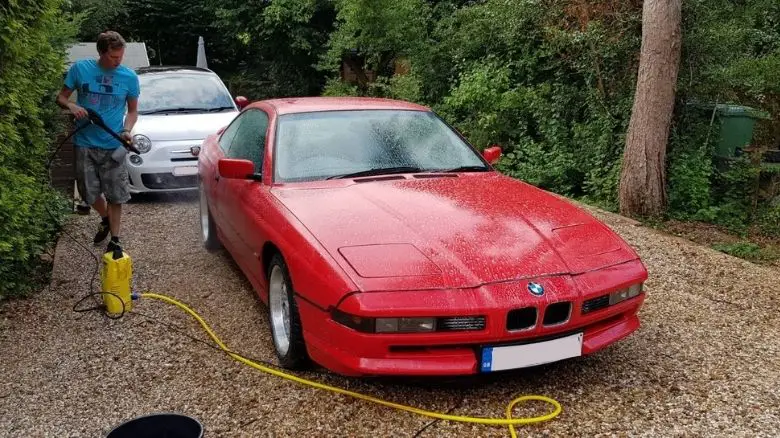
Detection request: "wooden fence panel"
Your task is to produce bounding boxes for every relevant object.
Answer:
[49,110,76,197]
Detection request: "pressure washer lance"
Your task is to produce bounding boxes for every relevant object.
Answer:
[80,108,140,317]
[85,108,141,156]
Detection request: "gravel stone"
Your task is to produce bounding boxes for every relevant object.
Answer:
[1,192,778,437]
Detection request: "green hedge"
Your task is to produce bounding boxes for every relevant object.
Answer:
[0,0,77,299]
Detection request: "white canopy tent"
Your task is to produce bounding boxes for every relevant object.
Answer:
[196,36,208,69]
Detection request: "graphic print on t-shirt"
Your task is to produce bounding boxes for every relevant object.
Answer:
[80,74,124,111]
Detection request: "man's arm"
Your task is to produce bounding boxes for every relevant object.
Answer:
[121,98,138,142]
[56,86,87,119]
[123,98,138,132]
[121,73,140,142]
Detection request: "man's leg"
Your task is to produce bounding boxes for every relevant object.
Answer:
[76,147,111,243]
[92,194,111,244]
[92,195,108,218]
[108,203,121,238]
[98,148,131,252]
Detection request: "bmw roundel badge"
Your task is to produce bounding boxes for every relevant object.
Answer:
[528,282,545,296]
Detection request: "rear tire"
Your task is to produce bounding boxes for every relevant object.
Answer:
[267,253,309,369]
[200,182,221,251]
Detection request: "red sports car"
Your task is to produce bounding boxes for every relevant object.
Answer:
[197,97,648,377]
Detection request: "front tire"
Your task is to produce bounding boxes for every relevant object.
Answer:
[267,253,309,369]
[199,182,221,251]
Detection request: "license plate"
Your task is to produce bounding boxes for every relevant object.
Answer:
[480,332,583,372]
[172,166,198,176]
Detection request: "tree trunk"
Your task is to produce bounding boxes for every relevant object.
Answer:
[619,0,682,217]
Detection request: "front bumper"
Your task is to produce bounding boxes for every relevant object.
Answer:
[297,260,647,377]
[125,139,201,193]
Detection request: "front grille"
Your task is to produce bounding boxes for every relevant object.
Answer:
[141,173,198,190]
[506,307,537,331]
[582,294,610,314]
[437,316,486,331]
[543,302,571,326]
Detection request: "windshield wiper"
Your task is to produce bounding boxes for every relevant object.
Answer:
[327,166,424,180]
[139,107,209,115]
[429,165,489,173]
[206,106,236,112]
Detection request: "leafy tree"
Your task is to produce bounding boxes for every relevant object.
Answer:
[212,0,336,98]
[62,0,129,41]
[122,0,229,68]
[320,0,431,91]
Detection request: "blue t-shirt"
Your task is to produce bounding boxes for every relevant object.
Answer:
[64,59,140,149]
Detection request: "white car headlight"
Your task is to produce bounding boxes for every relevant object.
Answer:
[132,134,152,154]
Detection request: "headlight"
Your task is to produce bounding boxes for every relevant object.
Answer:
[376,317,435,333]
[608,283,643,305]
[132,134,152,153]
[331,310,485,333]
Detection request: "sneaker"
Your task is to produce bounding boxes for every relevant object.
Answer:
[94,219,110,244]
[106,239,123,259]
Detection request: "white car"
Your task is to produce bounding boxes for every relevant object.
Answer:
[126,66,248,194]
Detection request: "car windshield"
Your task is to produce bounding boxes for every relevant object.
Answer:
[273,110,488,182]
[137,72,235,114]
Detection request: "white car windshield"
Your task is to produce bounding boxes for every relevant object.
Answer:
[137,72,235,114]
[273,110,488,182]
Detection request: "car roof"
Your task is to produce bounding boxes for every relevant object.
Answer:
[260,97,431,115]
[135,66,215,75]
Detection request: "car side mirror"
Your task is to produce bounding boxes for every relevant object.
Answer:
[483,145,502,165]
[235,96,249,109]
[218,158,259,180]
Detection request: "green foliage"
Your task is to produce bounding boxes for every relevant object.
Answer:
[320,0,431,76]
[756,204,780,237]
[0,0,79,299]
[666,107,716,219]
[123,0,230,68]
[711,241,779,262]
[62,0,128,41]
[213,0,335,98]
[321,76,361,97]
[420,0,640,206]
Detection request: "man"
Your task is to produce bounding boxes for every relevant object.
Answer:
[57,31,140,253]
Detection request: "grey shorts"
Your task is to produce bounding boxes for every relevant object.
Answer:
[75,146,131,205]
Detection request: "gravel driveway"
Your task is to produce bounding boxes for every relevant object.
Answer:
[1,191,779,437]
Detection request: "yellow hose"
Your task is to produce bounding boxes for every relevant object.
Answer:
[139,292,562,437]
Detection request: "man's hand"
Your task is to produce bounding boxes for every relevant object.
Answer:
[68,102,88,120]
[120,130,132,144]
[56,87,88,119]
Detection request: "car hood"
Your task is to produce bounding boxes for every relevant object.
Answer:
[132,111,239,141]
[273,173,640,292]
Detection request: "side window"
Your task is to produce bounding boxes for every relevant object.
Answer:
[218,116,243,153]
[226,109,269,171]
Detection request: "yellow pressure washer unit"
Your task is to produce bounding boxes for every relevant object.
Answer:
[102,247,134,316]
[81,108,141,317]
